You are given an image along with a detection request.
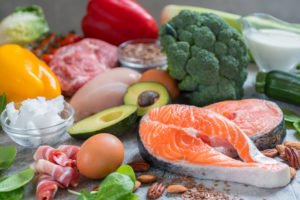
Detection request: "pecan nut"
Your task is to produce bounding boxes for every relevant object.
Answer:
[128,160,150,172]
[276,145,287,160]
[290,167,297,179]
[261,148,278,158]
[147,182,166,199]
[284,141,300,151]
[285,147,300,169]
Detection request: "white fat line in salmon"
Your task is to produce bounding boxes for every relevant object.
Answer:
[142,113,277,165]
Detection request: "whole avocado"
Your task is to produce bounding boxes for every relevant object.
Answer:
[160,10,248,106]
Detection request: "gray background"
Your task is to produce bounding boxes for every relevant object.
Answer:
[0,0,299,34]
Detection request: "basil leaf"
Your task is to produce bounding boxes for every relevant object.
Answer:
[282,108,300,123]
[0,146,17,173]
[97,172,136,200]
[0,168,34,192]
[116,164,136,184]
[0,186,24,200]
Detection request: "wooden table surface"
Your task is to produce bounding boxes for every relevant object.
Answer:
[1,65,300,200]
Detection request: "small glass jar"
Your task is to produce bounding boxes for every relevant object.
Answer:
[118,39,167,72]
[1,101,74,148]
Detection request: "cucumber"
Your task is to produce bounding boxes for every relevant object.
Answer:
[256,70,300,105]
[68,105,137,139]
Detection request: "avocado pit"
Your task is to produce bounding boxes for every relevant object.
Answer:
[138,90,160,107]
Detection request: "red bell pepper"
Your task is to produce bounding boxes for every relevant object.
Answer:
[81,0,158,46]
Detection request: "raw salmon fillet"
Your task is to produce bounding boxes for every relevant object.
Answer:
[138,105,290,188]
[205,99,285,153]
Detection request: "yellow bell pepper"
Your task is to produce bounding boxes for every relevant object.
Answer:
[0,44,61,103]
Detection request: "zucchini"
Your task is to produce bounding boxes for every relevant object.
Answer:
[68,105,137,139]
[256,70,300,105]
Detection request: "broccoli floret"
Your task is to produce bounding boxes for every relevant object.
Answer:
[160,10,248,106]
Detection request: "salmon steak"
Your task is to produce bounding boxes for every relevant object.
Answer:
[205,99,285,151]
[138,104,290,188]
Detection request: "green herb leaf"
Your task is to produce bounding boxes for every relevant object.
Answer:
[76,190,97,200]
[0,146,17,173]
[116,165,136,184]
[293,121,300,133]
[0,186,24,200]
[0,168,34,192]
[282,108,300,123]
[97,172,135,200]
[0,94,6,114]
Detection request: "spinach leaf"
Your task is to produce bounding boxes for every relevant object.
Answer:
[0,146,17,173]
[97,172,135,200]
[0,186,24,200]
[0,94,6,115]
[116,164,136,183]
[294,121,300,134]
[282,108,300,123]
[0,168,34,192]
[77,190,97,200]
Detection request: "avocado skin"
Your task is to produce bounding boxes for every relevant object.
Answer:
[69,112,137,139]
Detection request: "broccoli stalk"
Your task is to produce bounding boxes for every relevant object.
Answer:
[160,10,248,106]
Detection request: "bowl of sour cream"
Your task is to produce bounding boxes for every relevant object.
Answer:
[0,96,74,148]
[241,13,300,72]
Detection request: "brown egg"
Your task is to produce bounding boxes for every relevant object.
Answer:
[140,69,180,100]
[77,133,124,179]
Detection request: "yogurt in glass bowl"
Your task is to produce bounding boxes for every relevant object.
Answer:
[0,96,74,148]
[240,13,300,72]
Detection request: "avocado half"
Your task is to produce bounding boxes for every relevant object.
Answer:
[124,82,170,116]
[68,105,137,139]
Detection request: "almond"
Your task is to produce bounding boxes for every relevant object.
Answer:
[167,184,188,193]
[133,180,141,192]
[284,141,300,151]
[128,160,150,172]
[290,167,297,179]
[261,148,278,158]
[137,174,157,184]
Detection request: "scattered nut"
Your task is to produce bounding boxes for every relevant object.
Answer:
[133,180,141,192]
[276,145,287,160]
[167,184,188,193]
[285,147,300,169]
[147,182,166,199]
[137,174,157,184]
[128,160,150,172]
[290,167,297,179]
[261,148,278,158]
[284,141,300,151]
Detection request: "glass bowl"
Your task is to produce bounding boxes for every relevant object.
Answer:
[118,39,167,72]
[1,101,75,148]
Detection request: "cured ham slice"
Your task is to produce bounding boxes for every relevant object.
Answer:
[34,146,75,167]
[36,175,62,200]
[34,145,80,200]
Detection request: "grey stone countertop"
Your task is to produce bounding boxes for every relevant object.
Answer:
[1,65,300,200]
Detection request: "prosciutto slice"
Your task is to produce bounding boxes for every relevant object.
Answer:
[34,145,80,200]
[34,146,75,167]
[36,175,62,200]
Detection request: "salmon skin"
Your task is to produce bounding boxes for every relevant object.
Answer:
[205,99,285,150]
[138,104,290,188]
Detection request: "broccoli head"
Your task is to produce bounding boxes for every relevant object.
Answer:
[160,10,248,106]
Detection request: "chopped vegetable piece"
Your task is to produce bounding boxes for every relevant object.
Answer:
[0,5,49,45]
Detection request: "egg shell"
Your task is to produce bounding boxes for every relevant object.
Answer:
[77,133,124,179]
